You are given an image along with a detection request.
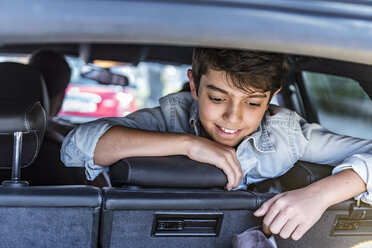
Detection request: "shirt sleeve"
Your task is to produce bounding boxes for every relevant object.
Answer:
[297,116,372,204]
[60,107,167,180]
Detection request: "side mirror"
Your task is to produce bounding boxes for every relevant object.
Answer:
[81,67,129,86]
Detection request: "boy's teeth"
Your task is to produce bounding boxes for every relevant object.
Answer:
[221,127,238,134]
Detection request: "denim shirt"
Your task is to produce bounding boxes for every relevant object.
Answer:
[61,92,372,203]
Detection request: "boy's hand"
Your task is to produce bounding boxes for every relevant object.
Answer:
[253,170,366,241]
[185,135,243,190]
[253,187,329,240]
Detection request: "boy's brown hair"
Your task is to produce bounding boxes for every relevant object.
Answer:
[192,48,287,97]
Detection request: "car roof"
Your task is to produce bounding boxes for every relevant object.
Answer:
[1,0,372,65]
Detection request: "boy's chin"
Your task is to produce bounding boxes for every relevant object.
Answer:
[214,138,241,148]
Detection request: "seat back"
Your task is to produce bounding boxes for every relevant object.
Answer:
[0,185,101,248]
[101,187,270,248]
[0,63,102,247]
[0,99,102,247]
[0,62,88,186]
[101,156,271,248]
[21,132,88,185]
[105,156,362,248]
[0,99,45,170]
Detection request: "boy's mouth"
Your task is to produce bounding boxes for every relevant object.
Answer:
[216,125,241,135]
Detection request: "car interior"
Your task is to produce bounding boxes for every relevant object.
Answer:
[0,43,371,248]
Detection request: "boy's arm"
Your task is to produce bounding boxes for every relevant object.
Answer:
[253,115,372,240]
[62,107,240,185]
[61,109,170,180]
[94,126,243,190]
[297,119,372,203]
[254,169,365,240]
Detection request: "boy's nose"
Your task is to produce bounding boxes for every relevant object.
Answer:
[222,103,242,123]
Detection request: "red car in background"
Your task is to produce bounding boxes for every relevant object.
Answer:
[59,81,137,123]
[58,61,138,123]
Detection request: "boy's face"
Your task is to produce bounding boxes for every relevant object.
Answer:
[188,69,279,147]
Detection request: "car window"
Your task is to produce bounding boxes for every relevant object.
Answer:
[0,54,190,124]
[302,71,372,139]
[59,58,190,123]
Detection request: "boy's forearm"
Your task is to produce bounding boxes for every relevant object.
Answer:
[305,169,366,208]
[93,126,192,166]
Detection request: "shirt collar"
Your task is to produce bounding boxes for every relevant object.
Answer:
[189,99,200,136]
[189,100,275,153]
[241,115,276,153]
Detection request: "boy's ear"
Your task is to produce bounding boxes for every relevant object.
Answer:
[187,69,198,100]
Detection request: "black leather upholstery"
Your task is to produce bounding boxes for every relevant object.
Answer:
[0,62,48,170]
[0,62,49,115]
[109,155,227,188]
[0,61,90,186]
[0,99,45,133]
[250,161,333,194]
[0,100,46,168]
[103,187,270,210]
[109,156,333,191]
[277,161,333,191]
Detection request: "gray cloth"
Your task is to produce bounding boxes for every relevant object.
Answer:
[232,229,274,248]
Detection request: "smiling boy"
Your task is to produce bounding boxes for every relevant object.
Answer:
[61,48,372,240]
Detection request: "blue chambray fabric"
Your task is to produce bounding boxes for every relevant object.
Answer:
[61,92,372,203]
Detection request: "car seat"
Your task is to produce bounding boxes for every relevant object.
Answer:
[104,155,370,248]
[99,156,272,248]
[0,93,101,247]
[0,62,89,185]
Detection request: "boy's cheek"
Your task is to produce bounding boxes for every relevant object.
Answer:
[199,105,220,123]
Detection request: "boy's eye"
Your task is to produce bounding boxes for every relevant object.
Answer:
[208,96,225,103]
[246,102,261,107]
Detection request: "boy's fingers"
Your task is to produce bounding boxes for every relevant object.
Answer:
[220,149,241,189]
[220,163,235,190]
[262,206,280,235]
[268,211,289,234]
[278,219,298,239]
[227,160,240,188]
[291,223,311,241]
[210,146,242,190]
[222,154,240,189]
[254,194,281,216]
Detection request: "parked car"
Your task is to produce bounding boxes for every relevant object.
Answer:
[55,58,136,123]
[0,1,371,248]
[59,82,137,122]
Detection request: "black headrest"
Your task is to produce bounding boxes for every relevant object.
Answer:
[109,156,227,188]
[109,156,334,192]
[0,100,46,169]
[0,62,49,116]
